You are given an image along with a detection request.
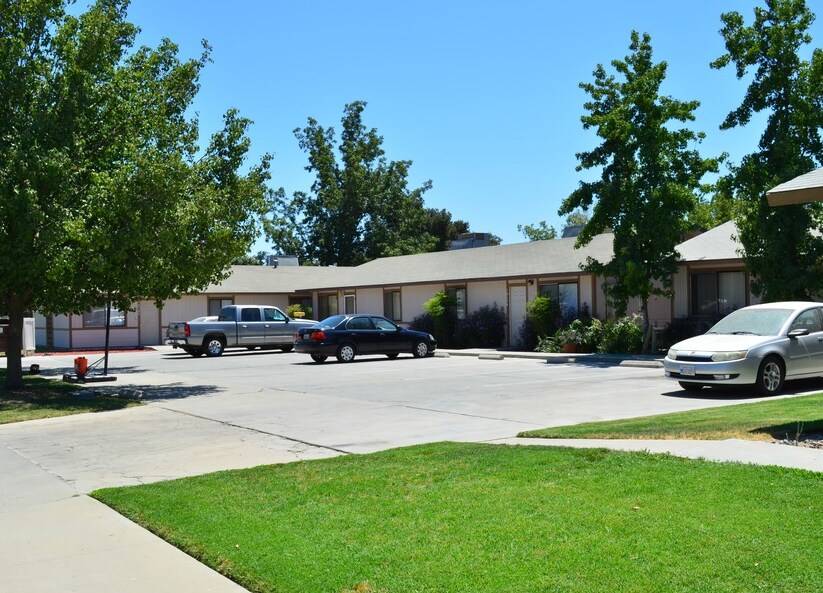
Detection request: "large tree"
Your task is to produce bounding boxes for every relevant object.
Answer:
[265,101,436,266]
[560,31,718,349]
[0,0,270,388]
[711,0,823,300]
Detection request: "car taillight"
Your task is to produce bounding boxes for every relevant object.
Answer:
[310,330,326,340]
[184,323,191,337]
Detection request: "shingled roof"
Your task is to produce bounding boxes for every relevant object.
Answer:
[296,233,616,290]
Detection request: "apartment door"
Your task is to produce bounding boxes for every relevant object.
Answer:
[509,285,528,347]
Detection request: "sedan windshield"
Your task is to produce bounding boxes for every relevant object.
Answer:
[707,308,793,336]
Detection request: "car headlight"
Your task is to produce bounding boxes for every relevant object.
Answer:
[667,348,678,360]
[710,351,747,362]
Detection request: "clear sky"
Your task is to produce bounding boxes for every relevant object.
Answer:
[115,0,822,251]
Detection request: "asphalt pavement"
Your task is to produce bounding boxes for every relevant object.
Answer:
[2,346,822,593]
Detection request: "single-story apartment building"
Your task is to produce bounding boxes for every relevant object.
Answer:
[35,221,756,350]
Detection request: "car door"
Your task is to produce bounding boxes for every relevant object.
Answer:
[239,307,266,347]
[263,307,290,345]
[344,316,378,354]
[787,307,823,377]
[371,316,404,353]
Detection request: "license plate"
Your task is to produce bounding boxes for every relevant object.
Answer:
[679,365,695,377]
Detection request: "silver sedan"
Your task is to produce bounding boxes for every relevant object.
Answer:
[663,301,823,395]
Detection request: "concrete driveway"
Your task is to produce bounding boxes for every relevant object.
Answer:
[1,346,812,493]
[2,346,822,593]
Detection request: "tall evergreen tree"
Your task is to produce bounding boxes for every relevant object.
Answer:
[265,101,435,266]
[711,0,823,300]
[561,31,718,349]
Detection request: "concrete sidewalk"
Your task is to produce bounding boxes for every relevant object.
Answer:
[0,444,249,593]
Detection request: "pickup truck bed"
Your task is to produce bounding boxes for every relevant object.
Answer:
[166,306,316,357]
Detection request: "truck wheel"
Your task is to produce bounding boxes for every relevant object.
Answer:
[336,343,356,363]
[184,347,204,358]
[204,337,225,357]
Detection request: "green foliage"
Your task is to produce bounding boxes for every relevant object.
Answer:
[286,304,312,319]
[455,305,506,348]
[425,208,471,251]
[711,0,823,300]
[538,315,643,354]
[517,296,563,350]
[561,31,719,349]
[265,101,437,266]
[0,0,270,388]
[232,251,268,265]
[516,220,557,241]
[422,291,457,346]
[94,442,823,593]
[521,392,823,441]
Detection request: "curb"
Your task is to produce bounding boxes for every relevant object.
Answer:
[436,348,664,368]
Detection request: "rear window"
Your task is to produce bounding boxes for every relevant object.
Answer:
[317,315,346,329]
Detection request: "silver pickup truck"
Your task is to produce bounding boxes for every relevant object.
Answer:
[166,305,316,357]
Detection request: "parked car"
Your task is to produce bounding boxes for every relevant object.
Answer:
[294,314,437,363]
[663,301,823,395]
[166,306,316,357]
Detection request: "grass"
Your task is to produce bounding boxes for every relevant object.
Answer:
[0,369,138,424]
[519,392,823,442]
[93,441,823,593]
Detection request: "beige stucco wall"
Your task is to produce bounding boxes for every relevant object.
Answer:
[355,288,383,315]
[466,280,507,313]
[401,284,443,322]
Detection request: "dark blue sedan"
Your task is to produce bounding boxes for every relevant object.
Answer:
[294,314,437,363]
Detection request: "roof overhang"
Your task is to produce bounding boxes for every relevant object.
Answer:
[766,167,823,206]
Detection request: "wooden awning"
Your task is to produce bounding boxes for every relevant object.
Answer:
[767,167,823,206]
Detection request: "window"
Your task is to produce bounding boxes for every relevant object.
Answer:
[344,294,356,314]
[264,308,287,322]
[83,306,126,328]
[539,282,578,315]
[384,290,401,321]
[318,294,339,319]
[790,308,823,333]
[241,308,261,322]
[446,287,467,320]
[209,298,233,317]
[691,272,745,317]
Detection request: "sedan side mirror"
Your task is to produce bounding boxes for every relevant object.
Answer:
[788,328,810,338]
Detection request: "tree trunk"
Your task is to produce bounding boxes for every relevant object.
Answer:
[641,298,652,354]
[4,295,26,389]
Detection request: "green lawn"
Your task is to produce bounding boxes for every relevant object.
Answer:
[0,369,137,423]
[520,392,823,442]
[94,442,822,593]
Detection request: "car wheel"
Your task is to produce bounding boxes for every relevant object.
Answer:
[755,356,784,395]
[310,354,327,363]
[413,341,429,358]
[678,381,704,392]
[386,353,399,359]
[204,337,225,357]
[280,345,294,353]
[336,343,356,363]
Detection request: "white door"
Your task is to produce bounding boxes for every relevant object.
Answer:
[509,285,528,347]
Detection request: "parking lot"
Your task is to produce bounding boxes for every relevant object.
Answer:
[2,346,810,494]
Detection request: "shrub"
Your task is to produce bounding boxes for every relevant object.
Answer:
[517,296,563,351]
[286,304,313,319]
[597,315,644,354]
[422,292,458,347]
[537,314,644,354]
[456,305,506,348]
[409,313,435,336]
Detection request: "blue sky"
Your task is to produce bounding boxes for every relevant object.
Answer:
[118,0,821,250]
